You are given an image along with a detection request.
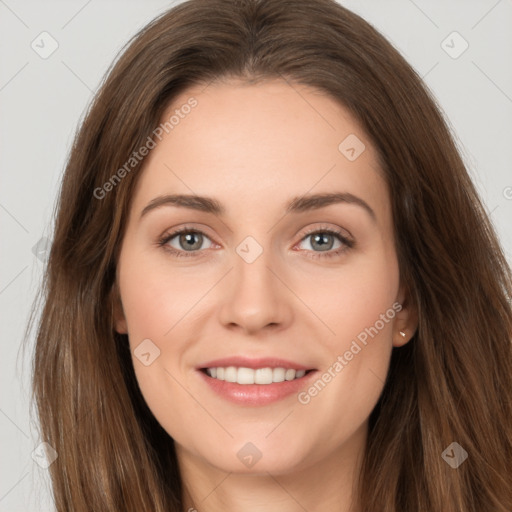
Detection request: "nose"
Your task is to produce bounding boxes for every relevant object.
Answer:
[217,245,293,335]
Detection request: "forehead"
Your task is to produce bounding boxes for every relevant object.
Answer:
[129,79,390,226]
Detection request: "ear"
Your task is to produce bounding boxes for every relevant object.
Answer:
[110,281,128,334]
[393,282,418,347]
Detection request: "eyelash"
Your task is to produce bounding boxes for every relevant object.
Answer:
[157,224,355,260]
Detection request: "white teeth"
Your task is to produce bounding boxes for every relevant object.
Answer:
[224,366,237,382]
[272,367,285,382]
[255,367,273,384]
[205,366,309,384]
[237,367,255,384]
[285,369,296,381]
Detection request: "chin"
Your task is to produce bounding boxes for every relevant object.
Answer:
[194,436,313,475]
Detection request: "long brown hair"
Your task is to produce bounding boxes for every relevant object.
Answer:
[27,0,512,510]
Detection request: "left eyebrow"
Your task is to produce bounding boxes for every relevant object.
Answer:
[285,192,376,222]
[139,192,376,223]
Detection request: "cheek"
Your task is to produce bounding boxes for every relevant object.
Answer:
[294,249,399,419]
[118,243,202,341]
[117,252,201,439]
[297,249,400,354]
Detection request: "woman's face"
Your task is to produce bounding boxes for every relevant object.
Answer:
[114,78,416,475]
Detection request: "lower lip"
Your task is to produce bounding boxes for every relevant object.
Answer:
[197,370,317,406]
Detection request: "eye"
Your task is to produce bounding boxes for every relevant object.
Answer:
[295,226,354,260]
[157,226,214,258]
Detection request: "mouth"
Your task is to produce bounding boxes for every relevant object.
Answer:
[199,366,315,384]
[196,357,318,406]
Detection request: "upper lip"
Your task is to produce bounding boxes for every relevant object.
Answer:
[197,356,315,371]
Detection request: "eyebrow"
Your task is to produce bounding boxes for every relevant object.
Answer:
[139,192,376,222]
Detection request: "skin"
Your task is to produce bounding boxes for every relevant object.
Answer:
[114,78,417,512]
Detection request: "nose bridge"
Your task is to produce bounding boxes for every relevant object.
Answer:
[217,233,291,332]
[234,234,280,306]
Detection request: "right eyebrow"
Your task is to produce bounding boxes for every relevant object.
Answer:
[140,194,224,220]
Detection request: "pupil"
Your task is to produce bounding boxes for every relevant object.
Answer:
[313,233,332,251]
[182,233,201,250]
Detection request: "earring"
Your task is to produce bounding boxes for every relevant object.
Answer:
[399,330,406,338]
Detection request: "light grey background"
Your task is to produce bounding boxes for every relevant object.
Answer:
[1,0,511,510]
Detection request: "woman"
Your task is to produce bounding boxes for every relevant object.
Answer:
[29,0,512,510]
